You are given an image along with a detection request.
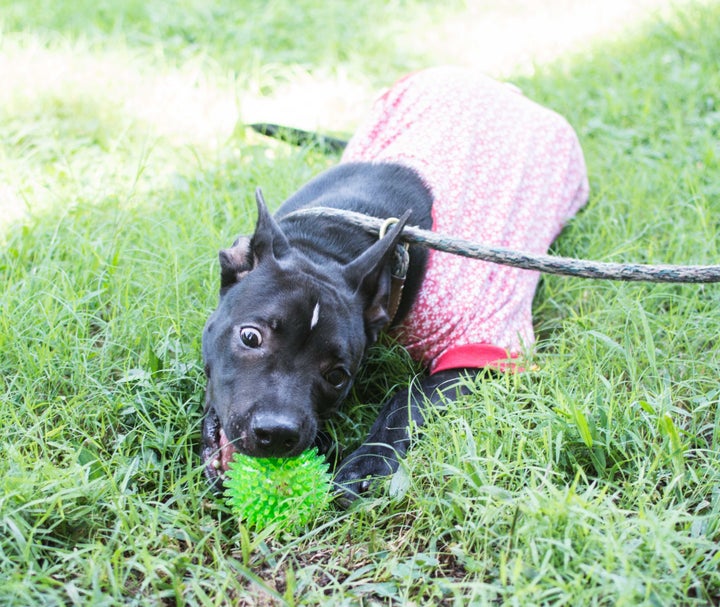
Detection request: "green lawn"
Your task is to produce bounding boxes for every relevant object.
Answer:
[1,1,719,605]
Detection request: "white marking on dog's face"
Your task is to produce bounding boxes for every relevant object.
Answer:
[310,302,320,331]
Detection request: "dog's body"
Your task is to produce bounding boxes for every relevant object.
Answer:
[201,68,589,499]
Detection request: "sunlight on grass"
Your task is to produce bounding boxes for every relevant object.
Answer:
[399,0,704,75]
[0,35,239,229]
[0,39,237,146]
[241,0,707,130]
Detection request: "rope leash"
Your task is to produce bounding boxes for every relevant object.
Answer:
[284,206,720,283]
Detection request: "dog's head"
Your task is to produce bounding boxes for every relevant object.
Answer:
[201,189,407,483]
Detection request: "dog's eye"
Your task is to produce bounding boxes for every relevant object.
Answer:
[239,327,262,348]
[324,367,349,389]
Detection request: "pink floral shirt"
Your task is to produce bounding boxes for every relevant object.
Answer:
[341,68,589,373]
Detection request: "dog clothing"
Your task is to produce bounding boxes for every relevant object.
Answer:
[341,67,589,373]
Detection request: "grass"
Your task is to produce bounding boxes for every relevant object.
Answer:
[1,0,720,605]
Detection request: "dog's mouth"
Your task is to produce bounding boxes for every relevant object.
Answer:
[201,403,322,485]
[201,407,238,483]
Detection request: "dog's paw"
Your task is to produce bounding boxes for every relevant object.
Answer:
[333,443,399,506]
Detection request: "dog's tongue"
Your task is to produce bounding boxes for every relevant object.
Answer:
[219,428,238,471]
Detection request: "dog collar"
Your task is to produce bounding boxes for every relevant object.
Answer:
[379,217,410,329]
[387,243,409,326]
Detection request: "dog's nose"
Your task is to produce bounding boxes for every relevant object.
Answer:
[249,411,302,457]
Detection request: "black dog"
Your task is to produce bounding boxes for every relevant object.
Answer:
[201,165,472,499]
[201,68,588,500]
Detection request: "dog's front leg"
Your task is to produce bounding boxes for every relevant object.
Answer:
[334,368,473,502]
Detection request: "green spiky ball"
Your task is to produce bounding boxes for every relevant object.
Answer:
[223,449,332,531]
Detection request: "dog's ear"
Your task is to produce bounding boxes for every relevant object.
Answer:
[218,236,252,293]
[251,188,291,261]
[217,189,290,294]
[344,211,410,344]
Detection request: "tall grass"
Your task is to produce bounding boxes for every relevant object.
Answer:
[1,1,719,604]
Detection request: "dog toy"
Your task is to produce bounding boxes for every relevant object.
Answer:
[224,449,332,531]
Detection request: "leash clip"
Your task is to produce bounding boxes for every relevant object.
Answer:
[378,216,399,240]
[379,216,410,254]
[378,216,410,279]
